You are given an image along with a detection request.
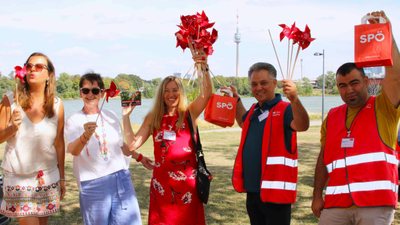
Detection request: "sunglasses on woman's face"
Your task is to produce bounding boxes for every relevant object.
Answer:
[25,63,49,72]
[80,87,102,95]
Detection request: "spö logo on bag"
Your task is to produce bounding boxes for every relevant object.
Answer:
[216,102,233,110]
[360,31,385,44]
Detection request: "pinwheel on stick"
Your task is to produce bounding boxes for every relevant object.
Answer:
[96,81,120,122]
[14,65,26,105]
[175,11,218,95]
[268,23,315,80]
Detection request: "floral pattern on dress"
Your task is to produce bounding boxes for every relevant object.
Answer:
[0,181,60,218]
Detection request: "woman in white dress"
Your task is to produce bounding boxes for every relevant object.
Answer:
[0,52,66,225]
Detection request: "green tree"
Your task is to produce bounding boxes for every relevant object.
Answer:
[296,77,313,96]
[0,76,15,97]
[56,73,80,99]
[316,71,336,94]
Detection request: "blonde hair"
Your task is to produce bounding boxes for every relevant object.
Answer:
[17,52,56,118]
[150,76,187,131]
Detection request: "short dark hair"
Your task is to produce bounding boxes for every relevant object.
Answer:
[248,62,277,79]
[79,72,105,89]
[336,62,366,77]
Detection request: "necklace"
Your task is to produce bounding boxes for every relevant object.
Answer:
[82,109,109,160]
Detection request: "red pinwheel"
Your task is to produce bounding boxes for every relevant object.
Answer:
[105,81,120,102]
[14,65,26,84]
[297,25,315,50]
[279,23,299,41]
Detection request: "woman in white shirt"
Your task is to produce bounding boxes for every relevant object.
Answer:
[0,52,66,225]
[65,73,150,225]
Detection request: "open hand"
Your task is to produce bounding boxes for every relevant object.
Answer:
[122,104,136,117]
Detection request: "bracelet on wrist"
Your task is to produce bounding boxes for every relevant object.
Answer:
[136,153,143,162]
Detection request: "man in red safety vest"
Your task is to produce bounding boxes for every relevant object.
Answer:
[231,62,309,225]
[312,11,400,225]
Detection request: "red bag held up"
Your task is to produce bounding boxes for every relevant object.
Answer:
[354,15,393,68]
[204,89,236,128]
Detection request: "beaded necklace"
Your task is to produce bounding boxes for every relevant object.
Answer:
[83,109,109,160]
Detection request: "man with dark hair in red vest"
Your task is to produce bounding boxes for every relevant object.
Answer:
[312,11,400,225]
[230,62,309,225]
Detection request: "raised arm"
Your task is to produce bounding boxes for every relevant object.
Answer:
[122,109,152,152]
[370,11,400,107]
[282,79,310,131]
[187,63,213,121]
[0,95,21,143]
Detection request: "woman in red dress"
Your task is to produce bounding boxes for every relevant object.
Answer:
[123,56,212,225]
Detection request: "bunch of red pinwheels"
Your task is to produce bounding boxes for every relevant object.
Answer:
[175,11,218,93]
[268,22,315,80]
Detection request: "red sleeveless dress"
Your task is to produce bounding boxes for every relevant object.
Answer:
[148,113,205,225]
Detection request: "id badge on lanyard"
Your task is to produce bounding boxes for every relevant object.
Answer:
[341,130,354,148]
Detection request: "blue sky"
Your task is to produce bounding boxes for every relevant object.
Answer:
[0,0,399,80]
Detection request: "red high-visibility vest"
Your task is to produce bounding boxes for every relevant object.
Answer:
[324,96,398,208]
[232,101,298,204]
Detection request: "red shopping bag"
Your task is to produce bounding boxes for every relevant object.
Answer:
[354,16,392,67]
[204,94,236,127]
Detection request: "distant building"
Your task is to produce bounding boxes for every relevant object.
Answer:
[309,79,318,89]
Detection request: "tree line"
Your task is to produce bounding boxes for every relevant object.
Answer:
[0,71,338,101]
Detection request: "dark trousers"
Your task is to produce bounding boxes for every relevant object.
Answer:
[246,193,291,225]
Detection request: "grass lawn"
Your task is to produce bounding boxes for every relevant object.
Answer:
[1,122,399,224]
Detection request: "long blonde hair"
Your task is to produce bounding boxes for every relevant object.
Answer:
[17,52,56,118]
[150,76,187,131]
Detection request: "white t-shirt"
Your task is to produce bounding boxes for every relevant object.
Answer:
[65,109,130,182]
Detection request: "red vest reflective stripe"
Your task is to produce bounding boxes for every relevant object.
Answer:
[232,101,298,203]
[324,96,398,208]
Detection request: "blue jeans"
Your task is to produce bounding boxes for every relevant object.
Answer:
[79,169,142,225]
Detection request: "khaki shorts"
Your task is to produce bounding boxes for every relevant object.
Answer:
[318,207,394,225]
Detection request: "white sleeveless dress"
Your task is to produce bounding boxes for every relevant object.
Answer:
[0,92,62,218]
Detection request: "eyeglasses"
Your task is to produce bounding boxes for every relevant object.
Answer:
[80,87,102,95]
[25,63,49,72]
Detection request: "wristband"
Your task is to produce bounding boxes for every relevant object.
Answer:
[136,153,143,162]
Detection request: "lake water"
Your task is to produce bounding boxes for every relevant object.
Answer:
[63,95,344,124]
